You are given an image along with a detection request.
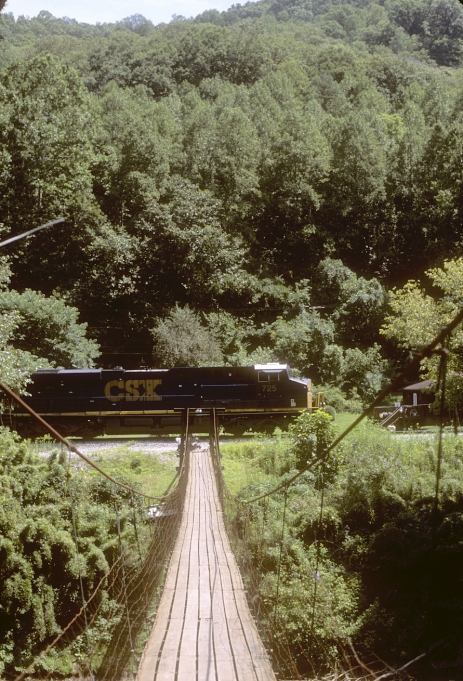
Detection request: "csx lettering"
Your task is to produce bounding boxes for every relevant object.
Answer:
[104,379,162,402]
[126,380,140,398]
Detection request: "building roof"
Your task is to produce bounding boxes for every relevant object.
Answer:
[403,380,433,391]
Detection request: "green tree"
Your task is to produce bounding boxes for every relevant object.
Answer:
[93,82,178,227]
[289,409,337,475]
[0,427,144,675]
[0,259,50,391]
[381,258,463,411]
[180,84,261,217]
[173,23,274,86]
[314,258,354,307]
[0,53,103,294]
[0,54,96,232]
[138,176,258,309]
[322,110,388,266]
[270,311,339,383]
[252,77,332,275]
[204,310,250,364]
[314,259,388,349]
[151,306,223,367]
[0,289,100,368]
[334,275,388,348]
[342,344,388,403]
[385,0,463,66]
[0,311,50,393]
[86,30,174,95]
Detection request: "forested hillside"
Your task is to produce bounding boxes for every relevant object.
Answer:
[1,0,463,397]
[1,5,463,677]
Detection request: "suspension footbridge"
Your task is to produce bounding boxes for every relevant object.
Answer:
[5,300,459,681]
[138,442,275,681]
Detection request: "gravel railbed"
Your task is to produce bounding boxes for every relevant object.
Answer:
[33,438,180,459]
[31,436,237,459]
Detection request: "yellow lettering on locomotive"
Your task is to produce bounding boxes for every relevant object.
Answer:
[126,379,140,401]
[104,379,162,402]
[104,379,125,402]
[145,379,162,400]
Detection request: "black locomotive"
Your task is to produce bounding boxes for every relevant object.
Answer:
[10,363,311,437]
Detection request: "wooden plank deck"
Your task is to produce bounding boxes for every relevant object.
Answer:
[138,444,276,681]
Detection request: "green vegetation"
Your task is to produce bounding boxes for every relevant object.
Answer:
[382,258,463,416]
[2,1,463,676]
[220,434,290,494]
[0,429,176,677]
[221,414,463,675]
[0,0,463,401]
[81,444,178,496]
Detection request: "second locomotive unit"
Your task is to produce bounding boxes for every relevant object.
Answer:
[11,363,311,437]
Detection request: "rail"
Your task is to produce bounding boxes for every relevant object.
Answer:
[379,405,402,427]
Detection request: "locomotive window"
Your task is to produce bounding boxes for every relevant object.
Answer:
[258,371,281,382]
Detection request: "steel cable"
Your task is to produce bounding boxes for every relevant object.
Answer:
[241,306,463,505]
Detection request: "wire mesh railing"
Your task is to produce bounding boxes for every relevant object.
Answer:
[95,449,190,681]
[208,305,463,680]
[211,413,440,679]
[0,383,192,681]
[9,453,189,681]
[3,299,463,681]
[210,409,306,678]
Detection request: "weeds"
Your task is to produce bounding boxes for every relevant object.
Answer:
[221,417,463,678]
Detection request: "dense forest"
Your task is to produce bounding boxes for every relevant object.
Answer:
[1,0,463,398]
[2,2,463,677]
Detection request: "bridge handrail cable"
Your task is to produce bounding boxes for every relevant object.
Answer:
[4,391,192,681]
[208,309,463,679]
[240,309,463,505]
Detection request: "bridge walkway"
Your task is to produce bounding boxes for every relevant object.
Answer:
[138,443,276,681]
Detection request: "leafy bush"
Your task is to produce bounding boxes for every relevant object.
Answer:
[313,384,362,412]
[0,428,144,676]
[222,419,463,674]
[289,410,339,480]
[0,289,100,369]
[151,305,223,367]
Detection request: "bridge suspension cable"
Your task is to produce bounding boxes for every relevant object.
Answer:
[3,305,463,680]
[208,305,463,679]
[4,399,192,681]
[241,306,463,505]
[1,380,171,500]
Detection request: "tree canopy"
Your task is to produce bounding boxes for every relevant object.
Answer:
[0,0,463,401]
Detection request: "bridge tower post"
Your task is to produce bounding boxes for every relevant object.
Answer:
[179,409,187,471]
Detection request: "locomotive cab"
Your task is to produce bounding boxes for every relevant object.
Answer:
[254,363,310,408]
